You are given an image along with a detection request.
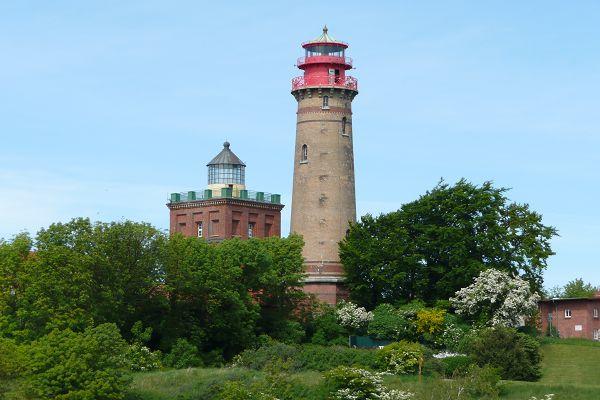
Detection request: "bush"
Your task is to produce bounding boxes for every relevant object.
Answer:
[377,341,423,375]
[163,338,203,369]
[26,323,131,400]
[0,337,27,379]
[468,326,542,381]
[324,366,413,400]
[462,365,501,399]
[309,305,348,345]
[441,355,474,377]
[233,342,380,372]
[126,344,162,372]
[367,304,418,342]
[416,308,446,335]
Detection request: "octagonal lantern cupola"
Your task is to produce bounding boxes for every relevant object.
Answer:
[207,141,246,192]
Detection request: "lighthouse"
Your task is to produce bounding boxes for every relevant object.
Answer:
[290,27,358,304]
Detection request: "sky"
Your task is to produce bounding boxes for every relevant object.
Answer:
[1,1,599,289]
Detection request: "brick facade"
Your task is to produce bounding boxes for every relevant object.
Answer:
[168,198,283,241]
[538,293,600,340]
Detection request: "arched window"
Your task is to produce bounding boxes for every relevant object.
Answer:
[322,96,329,108]
[341,117,347,135]
[301,144,308,162]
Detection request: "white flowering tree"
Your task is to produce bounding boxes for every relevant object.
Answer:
[450,268,540,327]
[336,301,374,333]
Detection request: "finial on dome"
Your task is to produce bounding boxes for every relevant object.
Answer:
[223,141,230,148]
[323,25,328,34]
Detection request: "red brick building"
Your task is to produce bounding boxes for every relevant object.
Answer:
[167,142,283,241]
[538,291,600,341]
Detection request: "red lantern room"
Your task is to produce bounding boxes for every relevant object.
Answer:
[292,26,357,91]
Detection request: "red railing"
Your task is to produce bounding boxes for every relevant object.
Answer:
[291,75,358,91]
[296,55,353,67]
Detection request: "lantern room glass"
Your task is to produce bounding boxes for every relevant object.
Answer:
[208,164,245,185]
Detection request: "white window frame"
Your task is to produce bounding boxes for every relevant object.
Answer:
[594,308,599,319]
[197,222,203,238]
[565,309,572,318]
[322,95,329,109]
[248,222,255,238]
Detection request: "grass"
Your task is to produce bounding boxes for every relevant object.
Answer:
[127,340,600,399]
[5,339,600,399]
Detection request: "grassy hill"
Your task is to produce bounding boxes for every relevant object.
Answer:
[127,339,600,400]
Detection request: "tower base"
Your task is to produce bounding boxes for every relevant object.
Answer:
[303,276,348,305]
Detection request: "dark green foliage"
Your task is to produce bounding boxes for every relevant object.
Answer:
[233,343,380,372]
[0,219,306,361]
[468,326,542,381]
[367,304,419,341]
[162,234,305,358]
[340,179,557,308]
[26,323,131,400]
[440,355,473,377]
[0,337,27,379]
[306,304,348,346]
[163,338,203,369]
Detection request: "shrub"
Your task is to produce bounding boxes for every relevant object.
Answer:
[462,365,501,399]
[297,345,379,372]
[324,366,413,400]
[441,355,473,377]
[310,305,348,345]
[0,337,27,379]
[336,301,373,334]
[368,304,418,341]
[26,323,131,400]
[377,341,423,374]
[233,342,380,372]
[468,326,542,381]
[416,309,446,335]
[126,344,162,372]
[163,338,203,369]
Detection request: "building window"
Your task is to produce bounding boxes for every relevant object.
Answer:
[197,222,203,238]
[322,96,329,109]
[248,222,255,238]
[594,308,599,319]
[301,144,308,162]
[565,309,572,318]
[341,117,347,135]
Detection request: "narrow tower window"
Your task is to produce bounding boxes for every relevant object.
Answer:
[197,222,203,238]
[322,96,329,109]
[301,144,308,162]
[341,117,347,135]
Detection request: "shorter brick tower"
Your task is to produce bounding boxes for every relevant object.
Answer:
[168,142,284,241]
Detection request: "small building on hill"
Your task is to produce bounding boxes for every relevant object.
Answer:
[167,142,284,241]
[538,291,600,340]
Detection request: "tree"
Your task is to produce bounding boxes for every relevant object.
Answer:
[339,179,556,308]
[450,268,540,327]
[26,323,130,399]
[0,218,168,342]
[562,278,598,298]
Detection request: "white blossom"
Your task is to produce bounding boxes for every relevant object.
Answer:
[336,301,374,330]
[450,269,540,327]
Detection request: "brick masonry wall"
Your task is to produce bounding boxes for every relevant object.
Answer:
[539,299,600,340]
[168,198,283,241]
[290,87,358,304]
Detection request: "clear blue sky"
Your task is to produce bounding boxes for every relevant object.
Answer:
[1,1,599,289]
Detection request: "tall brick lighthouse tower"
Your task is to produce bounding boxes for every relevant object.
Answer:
[290,27,358,304]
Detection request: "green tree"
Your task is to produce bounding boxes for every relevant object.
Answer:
[339,180,556,308]
[0,218,168,341]
[562,278,598,298]
[26,323,131,399]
